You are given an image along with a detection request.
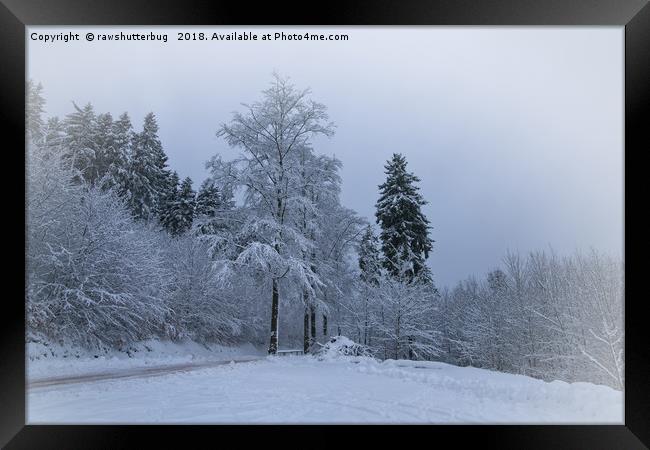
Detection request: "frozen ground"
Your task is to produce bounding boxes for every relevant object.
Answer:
[27,353,623,424]
[27,338,265,381]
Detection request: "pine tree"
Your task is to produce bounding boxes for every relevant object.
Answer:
[93,112,116,185]
[26,80,46,145]
[127,112,169,221]
[172,177,196,235]
[63,102,98,185]
[158,170,180,232]
[41,117,66,161]
[375,153,433,282]
[193,179,236,236]
[159,175,197,236]
[487,269,508,293]
[100,112,132,195]
[195,179,223,218]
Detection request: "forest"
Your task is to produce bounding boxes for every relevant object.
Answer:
[25,75,624,390]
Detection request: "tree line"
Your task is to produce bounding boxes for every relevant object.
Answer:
[26,75,623,389]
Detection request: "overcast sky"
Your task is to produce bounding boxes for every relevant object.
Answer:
[27,26,624,288]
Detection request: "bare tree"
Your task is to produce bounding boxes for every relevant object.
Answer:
[210,74,335,354]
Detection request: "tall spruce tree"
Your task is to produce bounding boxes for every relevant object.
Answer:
[100,112,132,195]
[193,179,235,236]
[172,177,196,235]
[93,112,116,186]
[42,117,66,160]
[159,175,196,236]
[158,170,180,232]
[127,112,169,221]
[63,102,98,185]
[195,179,223,218]
[26,80,46,145]
[375,153,433,282]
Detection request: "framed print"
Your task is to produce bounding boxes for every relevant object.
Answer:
[1,0,648,447]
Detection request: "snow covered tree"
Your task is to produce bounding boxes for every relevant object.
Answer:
[26,83,66,165]
[367,271,440,360]
[158,170,180,232]
[289,148,345,352]
[100,112,133,195]
[193,179,236,237]
[41,117,66,159]
[357,226,381,345]
[161,176,196,236]
[26,80,46,145]
[127,112,170,221]
[163,234,244,343]
[435,248,623,389]
[375,153,433,282]
[93,112,117,183]
[63,102,98,185]
[373,154,436,359]
[313,204,366,340]
[175,176,197,234]
[27,139,170,350]
[195,179,222,218]
[359,226,381,286]
[210,73,335,354]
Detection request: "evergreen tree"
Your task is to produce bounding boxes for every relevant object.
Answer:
[159,175,197,236]
[158,170,180,233]
[127,112,169,221]
[375,153,433,282]
[195,179,223,218]
[487,269,508,293]
[41,117,66,160]
[93,112,116,185]
[99,112,132,195]
[63,102,98,185]
[193,179,235,236]
[26,80,46,145]
[171,177,196,236]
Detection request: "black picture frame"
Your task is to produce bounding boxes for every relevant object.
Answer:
[1,0,647,447]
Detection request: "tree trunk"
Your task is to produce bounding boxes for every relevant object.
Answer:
[364,297,369,345]
[268,278,279,354]
[310,305,317,348]
[395,313,401,360]
[381,305,386,359]
[322,314,328,337]
[303,304,310,354]
[336,304,341,336]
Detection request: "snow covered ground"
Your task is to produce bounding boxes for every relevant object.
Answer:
[27,353,623,424]
[27,338,265,381]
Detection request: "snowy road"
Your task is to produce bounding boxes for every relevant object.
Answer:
[28,356,264,388]
[27,356,623,424]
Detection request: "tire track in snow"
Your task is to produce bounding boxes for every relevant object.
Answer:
[28,356,264,389]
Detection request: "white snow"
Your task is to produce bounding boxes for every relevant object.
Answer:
[27,339,265,381]
[27,355,623,424]
[314,335,373,358]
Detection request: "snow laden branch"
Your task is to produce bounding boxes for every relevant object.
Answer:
[435,249,623,389]
[210,73,338,354]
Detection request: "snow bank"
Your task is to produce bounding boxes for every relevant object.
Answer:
[28,356,623,424]
[314,335,375,360]
[27,338,265,380]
